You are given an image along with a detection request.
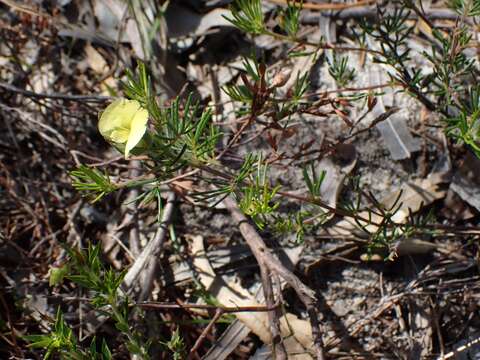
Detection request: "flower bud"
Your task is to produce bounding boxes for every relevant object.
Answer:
[271,69,292,88]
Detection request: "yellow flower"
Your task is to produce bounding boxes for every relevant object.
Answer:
[98,99,149,158]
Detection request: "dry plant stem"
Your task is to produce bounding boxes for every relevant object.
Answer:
[277,190,382,227]
[267,0,376,10]
[325,293,405,350]
[141,301,281,359]
[303,82,394,99]
[429,297,445,356]
[303,8,464,22]
[260,264,287,359]
[125,161,141,257]
[122,191,175,291]
[136,302,280,313]
[342,106,400,141]
[405,0,435,29]
[189,309,223,358]
[0,81,111,102]
[223,196,325,360]
[216,115,252,160]
[266,30,382,56]
[0,292,20,357]
[137,242,158,301]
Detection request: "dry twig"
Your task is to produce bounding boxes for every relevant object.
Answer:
[223,196,325,360]
[122,192,175,291]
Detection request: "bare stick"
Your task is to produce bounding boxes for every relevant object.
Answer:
[189,308,223,358]
[223,196,325,360]
[136,302,280,313]
[260,263,287,359]
[0,81,111,103]
[123,161,142,258]
[266,0,376,11]
[122,192,175,290]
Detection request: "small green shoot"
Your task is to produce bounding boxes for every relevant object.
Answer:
[224,0,265,35]
[70,165,117,203]
[327,55,356,88]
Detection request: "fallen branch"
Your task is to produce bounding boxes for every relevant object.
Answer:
[223,196,325,360]
[260,263,287,359]
[122,192,175,291]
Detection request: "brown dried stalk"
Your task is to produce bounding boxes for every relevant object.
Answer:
[223,196,325,360]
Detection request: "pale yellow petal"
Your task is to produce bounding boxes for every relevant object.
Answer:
[124,107,149,158]
[98,99,143,140]
[118,100,144,127]
[109,128,130,143]
[98,99,123,138]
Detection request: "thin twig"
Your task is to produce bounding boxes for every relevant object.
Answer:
[266,30,383,56]
[136,301,281,313]
[0,81,111,102]
[189,308,223,358]
[302,7,466,22]
[267,0,376,11]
